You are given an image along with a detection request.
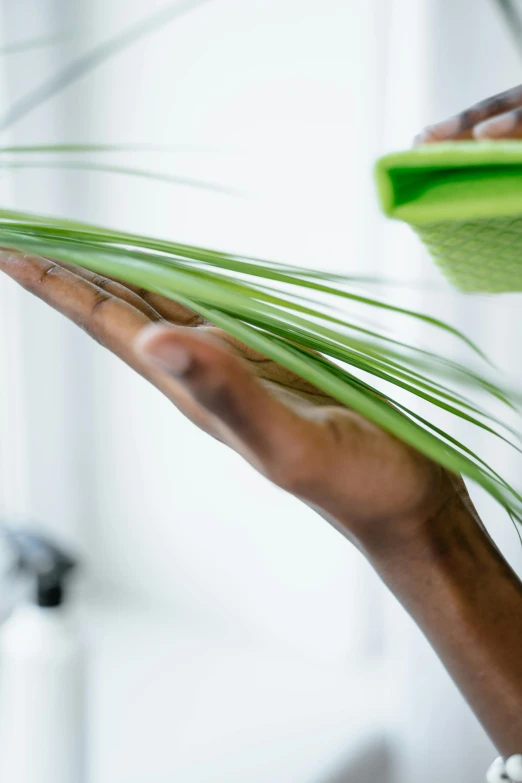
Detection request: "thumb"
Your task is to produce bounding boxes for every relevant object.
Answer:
[134,324,317,480]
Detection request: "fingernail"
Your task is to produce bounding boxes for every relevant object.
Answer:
[139,340,192,376]
[474,112,517,138]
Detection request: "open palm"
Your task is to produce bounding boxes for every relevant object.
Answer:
[0,250,454,547]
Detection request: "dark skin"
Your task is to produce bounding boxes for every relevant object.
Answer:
[2,85,522,758]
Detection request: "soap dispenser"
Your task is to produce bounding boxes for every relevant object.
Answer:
[0,528,86,783]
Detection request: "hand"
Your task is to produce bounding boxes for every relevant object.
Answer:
[415,84,522,143]
[0,249,459,554]
[4,255,522,758]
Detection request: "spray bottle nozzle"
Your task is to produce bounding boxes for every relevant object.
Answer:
[3,529,77,608]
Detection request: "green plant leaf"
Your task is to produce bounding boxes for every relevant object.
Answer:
[0,160,241,195]
[0,144,199,154]
[1,207,521,522]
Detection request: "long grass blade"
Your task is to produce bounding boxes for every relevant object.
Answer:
[0,144,197,154]
[0,33,70,57]
[0,160,241,196]
[495,0,522,57]
[0,209,487,357]
[1,208,522,523]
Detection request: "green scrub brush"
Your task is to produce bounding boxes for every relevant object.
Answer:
[375,141,522,293]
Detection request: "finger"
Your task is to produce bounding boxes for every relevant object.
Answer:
[57,260,206,326]
[123,287,206,326]
[474,107,522,139]
[50,261,165,321]
[0,249,224,435]
[0,249,152,357]
[135,323,324,484]
[415,84,522,144]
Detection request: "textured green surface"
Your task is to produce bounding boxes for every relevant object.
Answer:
[415,217,522,293]
[375,142,522,293]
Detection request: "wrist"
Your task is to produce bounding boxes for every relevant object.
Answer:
[362,487,522,756]
[359,480,501,593]
[361,484,519,632]
[342,470,474,561]
[330,472,522,757]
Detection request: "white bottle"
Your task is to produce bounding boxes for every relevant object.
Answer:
[0,531,85,783]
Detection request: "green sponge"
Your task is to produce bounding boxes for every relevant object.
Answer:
[375,141,522,293]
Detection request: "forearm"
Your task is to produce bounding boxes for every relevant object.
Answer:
[363,493,522,756]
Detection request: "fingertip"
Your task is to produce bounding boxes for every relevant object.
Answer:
[135,324,235,383]
[134,322,174,354]
[414,125,446,146]
[413,128,434,146]
[414,116,463,146]
[136,323,219,358]
[136,323,266,443]
[135,324,195,376]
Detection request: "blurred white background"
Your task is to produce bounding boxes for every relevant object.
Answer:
[1,1,522,781]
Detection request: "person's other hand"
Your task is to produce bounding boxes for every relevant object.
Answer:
[416,84,522,143]
[0,250,462,555]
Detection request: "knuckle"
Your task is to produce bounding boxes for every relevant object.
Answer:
[90,291,112,316]
[458,108,477,131]
[77,292,114,345]
[91,274,111,289]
